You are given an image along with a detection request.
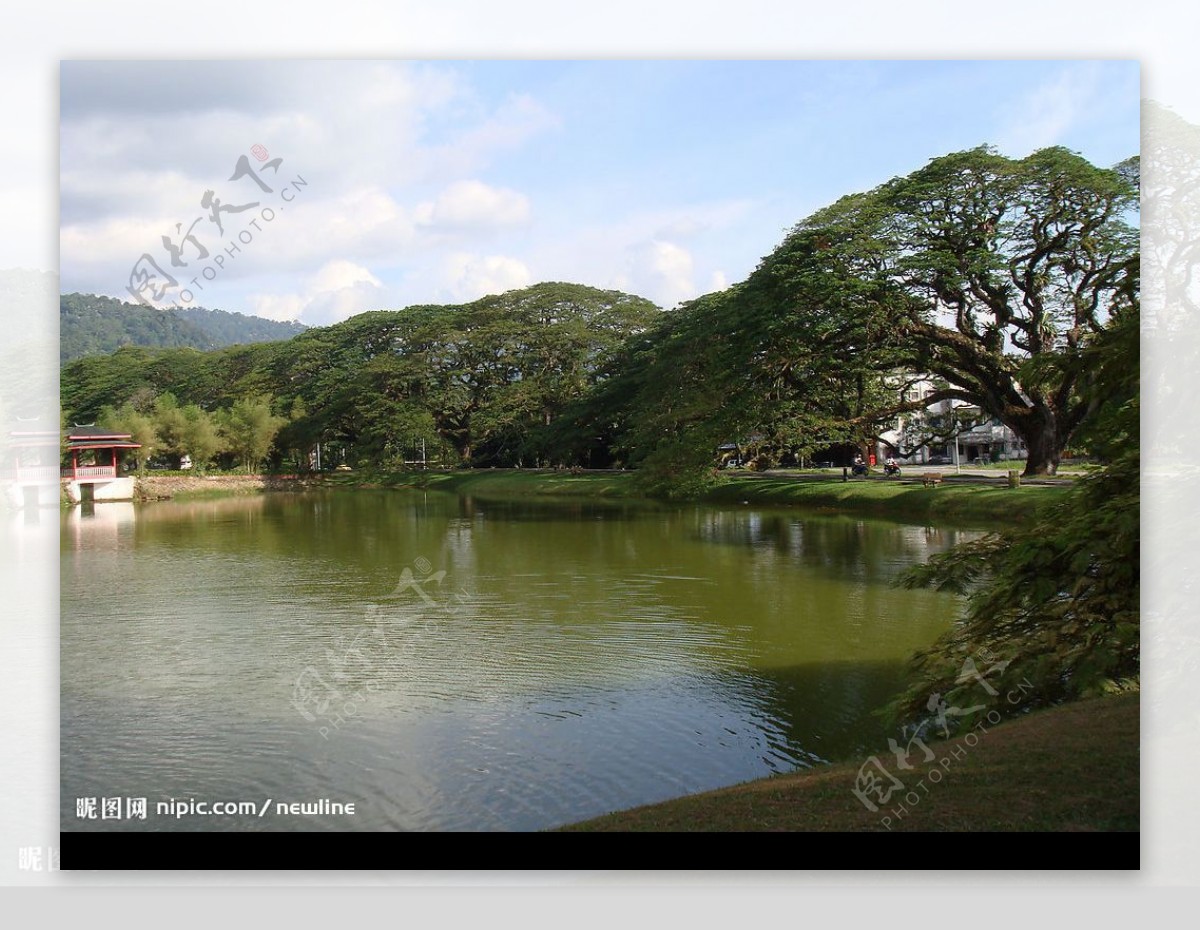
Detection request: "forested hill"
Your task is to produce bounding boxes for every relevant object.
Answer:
[173,305,308,347]
[60,293,307,362]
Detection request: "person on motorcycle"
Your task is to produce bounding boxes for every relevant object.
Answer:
[884,455,900,477]
[851,454,868,477]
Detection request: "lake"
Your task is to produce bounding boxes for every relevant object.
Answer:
[61,489,973,831]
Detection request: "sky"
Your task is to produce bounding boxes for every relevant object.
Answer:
[59,60,1140,326]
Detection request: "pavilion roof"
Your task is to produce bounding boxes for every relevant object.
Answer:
[66,427,135,441]
[67,440,142,450]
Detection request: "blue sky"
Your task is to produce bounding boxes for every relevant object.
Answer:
[59,60,1140,326]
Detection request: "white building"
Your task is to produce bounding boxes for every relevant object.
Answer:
[876,376,1027,466]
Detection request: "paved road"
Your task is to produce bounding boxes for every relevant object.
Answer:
[730,467,1073,487]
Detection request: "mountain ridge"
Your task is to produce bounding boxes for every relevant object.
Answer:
[60,292,307,362]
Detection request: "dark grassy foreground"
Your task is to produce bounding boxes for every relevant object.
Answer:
[332,468,1067,523]
[557,692,1139,832]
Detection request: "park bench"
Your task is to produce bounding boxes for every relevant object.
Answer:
[921,472,943,487]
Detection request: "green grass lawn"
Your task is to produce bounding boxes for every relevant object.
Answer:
[348,468,1068,524]
[557,692,1139,832]
[703,474,1063,522]
[135,467,1070,525]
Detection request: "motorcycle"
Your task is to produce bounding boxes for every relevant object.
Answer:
[850,461,870,477]
[884,461,901,478]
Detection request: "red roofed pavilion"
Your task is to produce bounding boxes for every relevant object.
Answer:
[63,426,141,481]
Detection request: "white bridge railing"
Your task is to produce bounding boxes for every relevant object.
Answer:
[62,465,117,479]
[2,465,63,483]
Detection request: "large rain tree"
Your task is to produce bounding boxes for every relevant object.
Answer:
[559,265,909,495]
[892,299,1139,719]
[396,283,659,466]
[782,145,1139,475]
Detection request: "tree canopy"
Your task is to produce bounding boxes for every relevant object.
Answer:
[61,283,661,471]
[781,145,1139,474]
[546,146,1138,487]
[60,147,1136,479]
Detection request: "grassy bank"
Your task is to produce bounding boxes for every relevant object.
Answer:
[131,467,1070,523]
[702,475,1064,522]
[557,691,1139,832]
[333,468,1066,523]
[356,468,639,500]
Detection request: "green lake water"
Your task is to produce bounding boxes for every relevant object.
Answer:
[61,489,973,831]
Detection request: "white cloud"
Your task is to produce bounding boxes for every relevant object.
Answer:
[250,293,307,323]
[708,270,730,292]
[440,253,533,301]
[59,62,473,197]
[61,184,417,296]
[61,216,179,279]
[310,259,382,293]
[300,280,387,326]
[520,199,754,308]
[996,65,1104,156]
[248,259,387,326]
[427,93,560,177]
[57,61,559,294]
[626,239,695,309]
[414,180,531,230]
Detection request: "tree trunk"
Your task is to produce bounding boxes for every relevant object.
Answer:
[1020,412,1060,477]
[435,420,472,466]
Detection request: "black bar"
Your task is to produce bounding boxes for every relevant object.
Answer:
[61,830,1140,872]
